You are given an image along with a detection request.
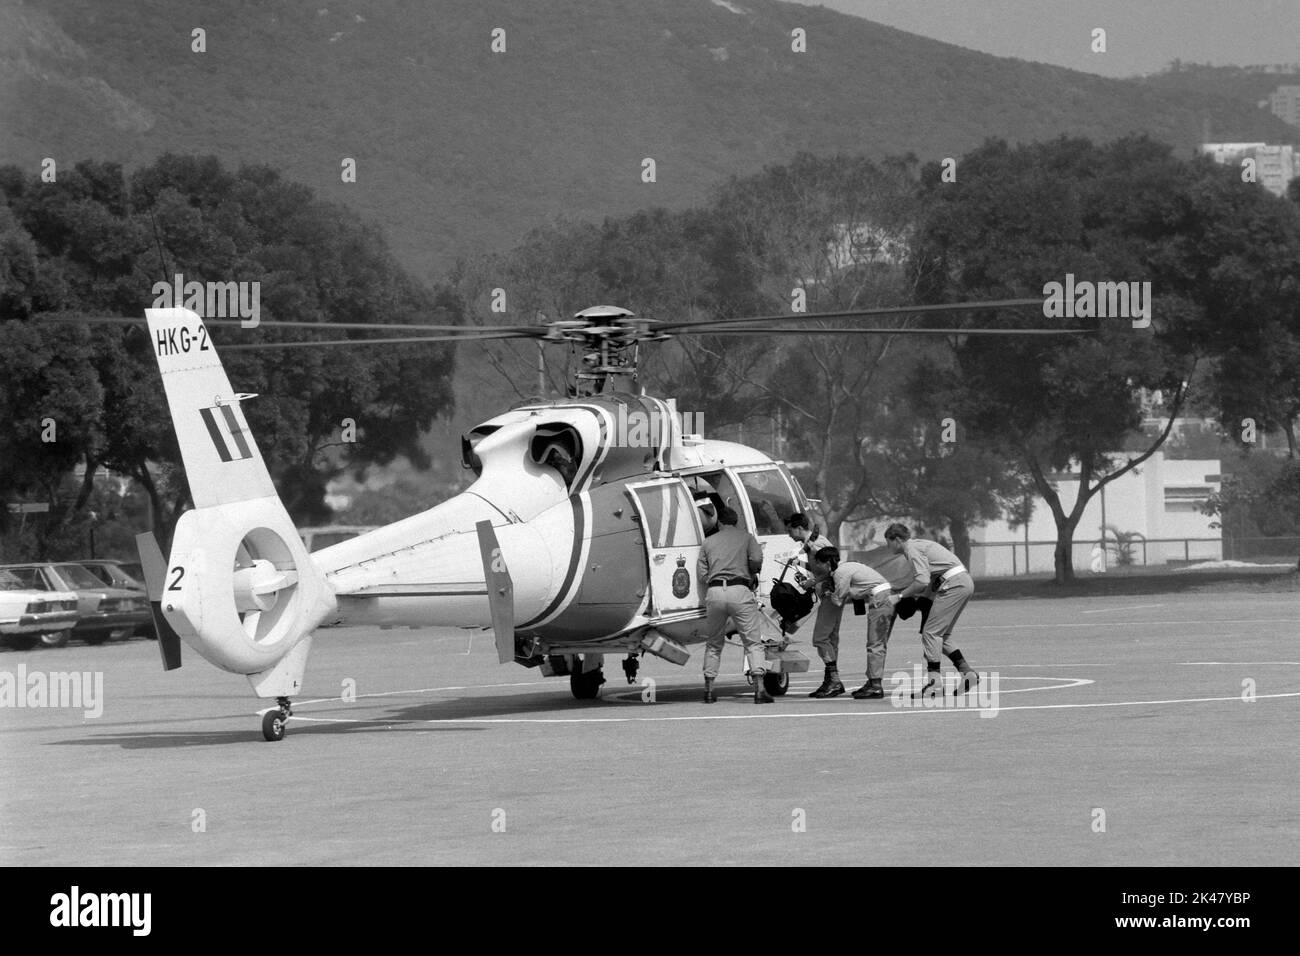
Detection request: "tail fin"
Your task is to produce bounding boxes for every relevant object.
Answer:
[146,308,276,506]
[145,308,335,697]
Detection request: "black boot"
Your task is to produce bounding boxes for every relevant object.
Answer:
[704,677,717,704]
[754,674,774,704]
[809,664,845,698]
[852,677,884,699]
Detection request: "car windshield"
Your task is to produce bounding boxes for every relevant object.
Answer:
[57,564,110,589]
[0,570,27,591]
[84,565,115,586]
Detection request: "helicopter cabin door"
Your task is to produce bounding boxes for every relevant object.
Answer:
[625,479,704,616]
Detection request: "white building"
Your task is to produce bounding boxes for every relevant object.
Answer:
[1267,85,1300,127]
[968,451,1222,577]
[1200,142,1296,198]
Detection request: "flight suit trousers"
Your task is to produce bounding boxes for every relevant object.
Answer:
[814,593,895,678]
[702,584,766,679]
[920,572,974,663]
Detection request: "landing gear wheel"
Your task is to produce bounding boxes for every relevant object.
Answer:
[262,710,286,742]
[262,697,293,742]
[570,667,605,700]
[763,671,789,697]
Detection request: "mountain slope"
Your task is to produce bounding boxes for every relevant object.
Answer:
[2,0,1294,281]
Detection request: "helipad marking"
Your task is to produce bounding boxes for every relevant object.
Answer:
[1081,603,1165,614]
[606,675,1092,703]
[280,691,1300,726]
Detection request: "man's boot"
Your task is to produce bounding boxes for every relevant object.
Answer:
[852,677,884,699]
[704,676,717,704]
[809,664,845,698]
[754,673,774,704]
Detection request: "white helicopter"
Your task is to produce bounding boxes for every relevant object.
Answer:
[92,298,1074,740]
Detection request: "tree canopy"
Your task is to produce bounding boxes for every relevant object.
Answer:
[0,155,458,556]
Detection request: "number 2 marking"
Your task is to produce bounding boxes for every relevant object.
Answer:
[168,567,185,591]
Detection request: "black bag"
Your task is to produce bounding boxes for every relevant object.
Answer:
[894,595,933,627]
[769,580,815,625]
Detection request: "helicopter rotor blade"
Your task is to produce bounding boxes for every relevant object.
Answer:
[219,331,546,351]
[673,325,1092,336]
[41,315,542,335]
[653,298,1045,332]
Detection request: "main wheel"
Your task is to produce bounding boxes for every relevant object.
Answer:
[4,634,39,651]
[262,710,287,742]
[570,667,605,700]
[40,631,70,648]
[763,671,790,697]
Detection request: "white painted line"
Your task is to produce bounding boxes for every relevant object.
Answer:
[1176,661,1300,666]
[963,618,1300,630]
[1081,604,1165,614]
[983,661,1300,667]
[277,690,1298,726]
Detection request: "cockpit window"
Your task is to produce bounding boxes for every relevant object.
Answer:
[684,472,742,516]
[736,468,799,536]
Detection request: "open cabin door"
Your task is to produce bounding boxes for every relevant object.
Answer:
[626,479,704,616]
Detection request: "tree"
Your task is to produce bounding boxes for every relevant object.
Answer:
[913,136,1299,582]
[0,156,458,553]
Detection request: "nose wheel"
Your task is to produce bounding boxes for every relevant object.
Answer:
[261,697,293,741]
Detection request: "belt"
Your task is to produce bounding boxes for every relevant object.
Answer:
[708,577,751,588]
[939,565,967,581]
[870,582,892,597]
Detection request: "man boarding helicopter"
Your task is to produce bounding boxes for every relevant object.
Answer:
[73,299,1080,740]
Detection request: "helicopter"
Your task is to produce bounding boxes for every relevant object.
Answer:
[69,297,1082,740]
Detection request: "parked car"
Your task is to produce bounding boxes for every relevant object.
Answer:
[0,563,150,646]
[80,559,145,591]
[79,559,155,638]
[0,568,79,650]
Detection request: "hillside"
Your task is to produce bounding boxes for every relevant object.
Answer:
[2,0,1295,284]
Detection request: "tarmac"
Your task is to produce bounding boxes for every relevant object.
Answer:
[2,591,1298,865]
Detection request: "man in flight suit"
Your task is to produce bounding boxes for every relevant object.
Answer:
[806,546,896,700]
[698,507,771,704]
[783,513,842,697]
[884,523,978,698]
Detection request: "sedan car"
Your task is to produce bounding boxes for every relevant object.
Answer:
[79,559,145,591]
[0,569,79,650]
[79,559,155,638]
[0,563,150,646]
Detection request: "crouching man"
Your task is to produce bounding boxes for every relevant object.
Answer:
[807,546,896,700]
